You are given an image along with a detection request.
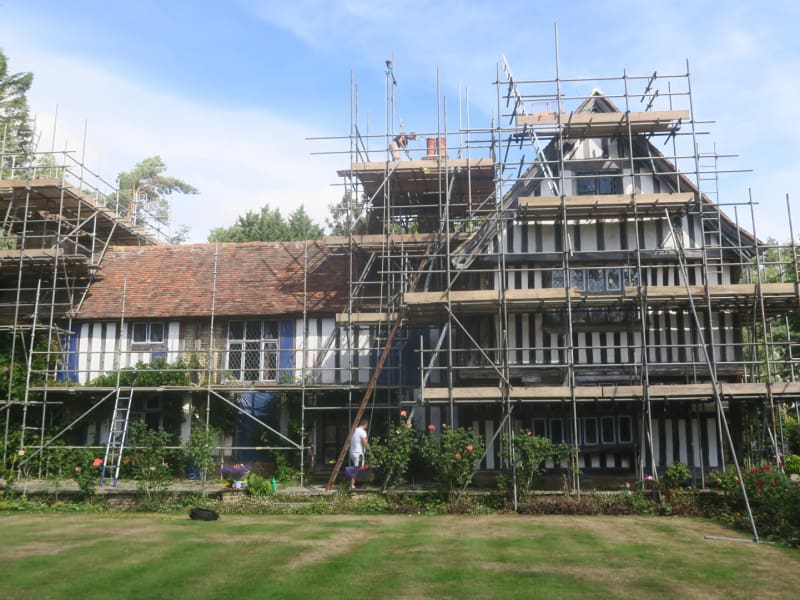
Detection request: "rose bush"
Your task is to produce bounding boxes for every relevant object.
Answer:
[420,425,484,494]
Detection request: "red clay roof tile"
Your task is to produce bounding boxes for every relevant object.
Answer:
[76,241,349,319]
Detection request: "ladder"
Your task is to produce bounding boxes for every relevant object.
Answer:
[100,387,134,486]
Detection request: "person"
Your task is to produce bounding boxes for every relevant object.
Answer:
[388,132,416,161]
[349,419,369,489]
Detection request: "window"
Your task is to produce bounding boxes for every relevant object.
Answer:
[227,320,279,381]
[622,269,639,287]
[584,417,598,445]
[533,418,547,438]
[132,322,164,344]
[618,416,633,444]
[601,416,616,444]
[569,269,586,291]
[576,171,621,195]
[587,269,605,292]
[549,268,635,293]
[549,418,565,443]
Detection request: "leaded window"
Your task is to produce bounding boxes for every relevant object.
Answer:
[227,320,279,381]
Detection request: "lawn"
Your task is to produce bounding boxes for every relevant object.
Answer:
[0,513,796,599]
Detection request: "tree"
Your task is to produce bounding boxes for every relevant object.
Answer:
[116,156,198,238]
[288,205,324,240]
[326,191,365,236]
[0,50,34,176]
[208,203,323,242]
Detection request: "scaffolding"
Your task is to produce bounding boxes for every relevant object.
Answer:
[328,49,800,496]
[1,48,798,500]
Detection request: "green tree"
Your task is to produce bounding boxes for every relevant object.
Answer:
[208,203,323,242]
[288,205,324,240]
[183,424,220,496]
[326,191,365,236]
[0,50,34,176]
[116,156,197,238]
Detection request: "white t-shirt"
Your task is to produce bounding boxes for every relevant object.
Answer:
[350,427,367,454]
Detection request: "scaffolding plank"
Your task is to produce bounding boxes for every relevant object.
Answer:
[518,192,695,217]
[405,283,798,317]
[0,178,160,246]
[516,110,689,136]
[335,312,398,324]
[423,381,800,403]
[325,232,470,249]
[337,158,495,199]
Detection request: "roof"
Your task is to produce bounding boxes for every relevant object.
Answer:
[75,241,349,320]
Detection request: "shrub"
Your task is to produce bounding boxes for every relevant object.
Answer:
[183,424,220,494]
[69,449,104,499]
[370,416,418,488]
[783,454,800,475]
[739,464,797,534]
[246,473,275,497]
[273,453,300,483]
[501,431,560,495]
[420,425,484,494]
[784,416,800,455]
[661,462,690,490]
[127,421,173,500]
[592,490,654,515]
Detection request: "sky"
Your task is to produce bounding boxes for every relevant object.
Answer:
[1,0,798,243]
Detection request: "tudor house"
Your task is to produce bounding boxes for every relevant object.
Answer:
[13,67,798,486]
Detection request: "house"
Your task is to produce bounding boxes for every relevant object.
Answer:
[4,63,799,489]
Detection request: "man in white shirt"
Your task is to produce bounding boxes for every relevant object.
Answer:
[349,419,369,489]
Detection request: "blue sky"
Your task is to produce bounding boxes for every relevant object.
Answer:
[1,0,798,242]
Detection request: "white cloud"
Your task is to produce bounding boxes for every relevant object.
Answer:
[4,34,341,242]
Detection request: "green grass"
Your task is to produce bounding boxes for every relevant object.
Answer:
[0,513,797,599]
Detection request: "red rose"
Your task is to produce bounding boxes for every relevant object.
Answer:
[454,452,462,460]
[93,458,103,468]
[427,424,435,431]
[466,445,474,452]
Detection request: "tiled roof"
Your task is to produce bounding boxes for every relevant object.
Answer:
[76,241,349,319]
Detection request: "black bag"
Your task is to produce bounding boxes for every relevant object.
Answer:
[189,507,220,521]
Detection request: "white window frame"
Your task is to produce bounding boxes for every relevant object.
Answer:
[601,416,616,444]
[226,320,279,382]
[618,415,633,444]
[132,322,165,344]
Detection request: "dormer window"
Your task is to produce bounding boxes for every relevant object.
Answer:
[576,170,621,195]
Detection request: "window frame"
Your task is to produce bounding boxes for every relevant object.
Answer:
[131,322,165,344]
[575,170,622,196]
[618,415,633,444]
[601,416,616,444]
[226,319,280,382]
